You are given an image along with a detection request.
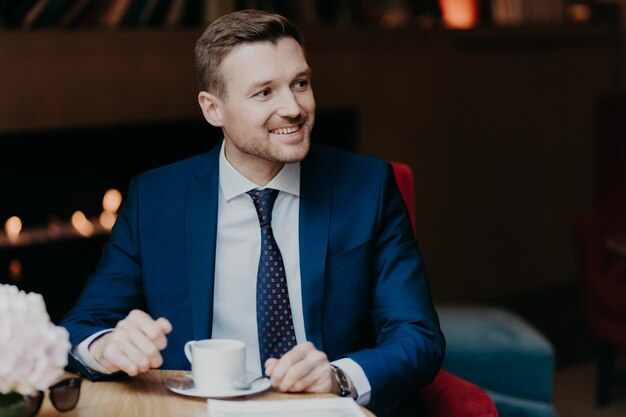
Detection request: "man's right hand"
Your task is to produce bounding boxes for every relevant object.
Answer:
[89,309,172,376]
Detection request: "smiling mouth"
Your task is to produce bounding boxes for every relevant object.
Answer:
[269,125,301,135]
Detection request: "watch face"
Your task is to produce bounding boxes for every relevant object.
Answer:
[332,366,351,397]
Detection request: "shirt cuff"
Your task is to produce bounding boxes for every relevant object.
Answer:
[73,329,114,374]
[331,358,371,406]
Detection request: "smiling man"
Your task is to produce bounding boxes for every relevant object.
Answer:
[198,32,315,184]
[61,10,444,417]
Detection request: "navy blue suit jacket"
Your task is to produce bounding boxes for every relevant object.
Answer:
[61,143,444,415]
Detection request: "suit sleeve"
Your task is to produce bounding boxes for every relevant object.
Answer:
[346,163,445,412]
[60,177,146,347]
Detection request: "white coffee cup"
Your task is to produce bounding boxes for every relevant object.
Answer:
[184,339,246,391]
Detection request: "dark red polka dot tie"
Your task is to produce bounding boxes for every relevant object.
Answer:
[247,188,297,366]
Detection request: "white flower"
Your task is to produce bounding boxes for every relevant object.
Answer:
[0,284,71,395]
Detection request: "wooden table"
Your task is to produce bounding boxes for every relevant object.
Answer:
[39,371,375,417]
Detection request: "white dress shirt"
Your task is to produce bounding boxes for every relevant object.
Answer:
[75,143,371,404]
[212,144,305,376]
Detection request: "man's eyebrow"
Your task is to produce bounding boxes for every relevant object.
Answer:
[295,68,313,79]
[248,68,313,91]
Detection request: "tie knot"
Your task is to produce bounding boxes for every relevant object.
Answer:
[247,188,279,227]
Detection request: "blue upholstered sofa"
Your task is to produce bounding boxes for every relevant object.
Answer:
[438,306,558,417]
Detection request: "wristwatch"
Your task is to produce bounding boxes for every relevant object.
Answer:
[330,365,352,398]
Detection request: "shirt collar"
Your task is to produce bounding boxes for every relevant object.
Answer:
[219,142,301,202]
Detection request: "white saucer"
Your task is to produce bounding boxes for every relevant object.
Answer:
[165,373,271,398]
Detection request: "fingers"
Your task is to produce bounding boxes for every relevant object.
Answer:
[156,317,173,336]
[264,358,278,376]
[266,342,334,393]
[99,332,153,375]
[89,310,172,376]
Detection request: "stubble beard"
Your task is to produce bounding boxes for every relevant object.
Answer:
[238,118,314,164]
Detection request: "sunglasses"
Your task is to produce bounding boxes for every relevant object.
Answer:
[25,377,82,417]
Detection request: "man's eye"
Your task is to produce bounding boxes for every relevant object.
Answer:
[294,80,308,89]
[256,89,272,98]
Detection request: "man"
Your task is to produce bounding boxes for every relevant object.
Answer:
[61,9,444,416]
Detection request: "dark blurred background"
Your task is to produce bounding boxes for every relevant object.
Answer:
[1,1,625,413]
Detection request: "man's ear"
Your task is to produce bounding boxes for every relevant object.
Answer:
[198,91,224,127]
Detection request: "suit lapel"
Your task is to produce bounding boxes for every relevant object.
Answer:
[299,149,331,350]
[186,145,221,341]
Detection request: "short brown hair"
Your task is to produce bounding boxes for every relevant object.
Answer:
[194,9,304,98]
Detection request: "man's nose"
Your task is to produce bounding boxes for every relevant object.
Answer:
[276,90,301,118]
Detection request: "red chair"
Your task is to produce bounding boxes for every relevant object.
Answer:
[390,161,498,417]
[419,369,499,417]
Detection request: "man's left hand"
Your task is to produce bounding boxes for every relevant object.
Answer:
[264,342,339,394]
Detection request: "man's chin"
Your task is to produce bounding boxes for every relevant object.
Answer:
[272,140,310,164]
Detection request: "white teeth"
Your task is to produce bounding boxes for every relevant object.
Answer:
[271,126,299,135]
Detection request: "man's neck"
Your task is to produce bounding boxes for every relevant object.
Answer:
[223,144,284,186]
